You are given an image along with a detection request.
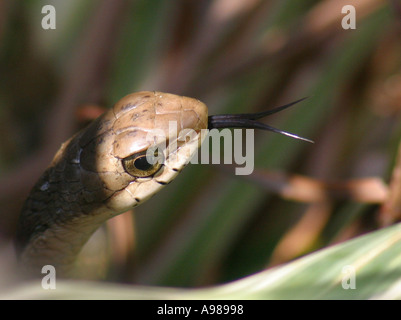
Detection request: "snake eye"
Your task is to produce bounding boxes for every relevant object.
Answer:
[122,148,164,178]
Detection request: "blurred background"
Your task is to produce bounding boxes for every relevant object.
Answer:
[0,0,401,288]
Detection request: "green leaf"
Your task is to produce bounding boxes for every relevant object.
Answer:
[5,223,401,299]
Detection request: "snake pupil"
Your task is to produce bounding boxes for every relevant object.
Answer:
[134,156,153,171]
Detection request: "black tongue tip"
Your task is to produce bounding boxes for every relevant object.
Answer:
[208,98,314,143]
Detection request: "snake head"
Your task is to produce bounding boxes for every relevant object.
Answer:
[76,91,208,215]
[75,92,311,215]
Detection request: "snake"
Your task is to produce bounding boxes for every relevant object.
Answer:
[15,91,311,277]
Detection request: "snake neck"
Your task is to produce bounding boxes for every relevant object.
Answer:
[15,131,113,277]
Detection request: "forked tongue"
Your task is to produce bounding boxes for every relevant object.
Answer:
[207,97,313,143]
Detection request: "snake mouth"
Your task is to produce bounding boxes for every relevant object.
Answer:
[207,97,314,144]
